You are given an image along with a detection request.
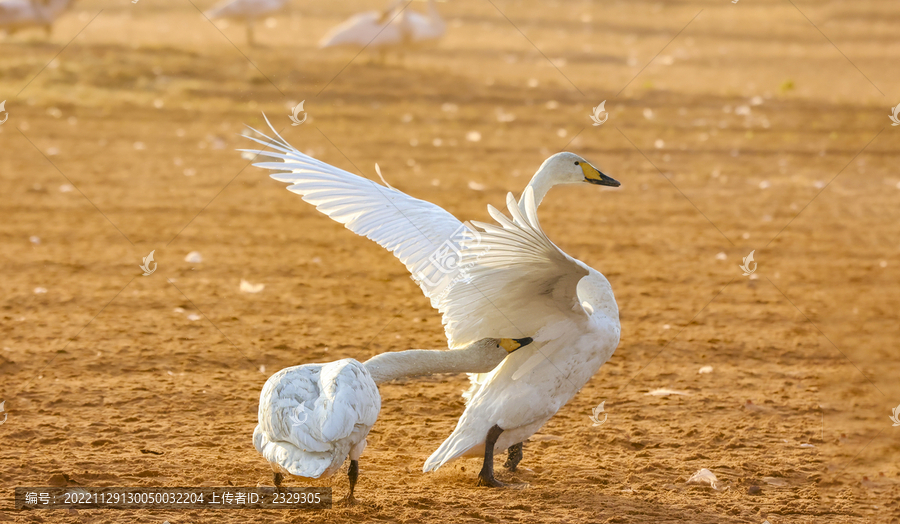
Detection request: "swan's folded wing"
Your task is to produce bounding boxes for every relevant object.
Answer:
[435,187,590,351]
[258,366,332,453]
[316,360,380,442]
[253,424,339,478]
[257,360,379,456]
[243,120,481,312]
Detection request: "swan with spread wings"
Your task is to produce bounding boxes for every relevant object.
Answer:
[242,117,620,489]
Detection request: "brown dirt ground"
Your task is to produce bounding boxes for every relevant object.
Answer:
[2,0,900,522]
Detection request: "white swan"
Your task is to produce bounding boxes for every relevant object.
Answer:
[0,0,73,36]
[204,0,287,46]
[404,0,444,44]
[318,0,444,51]
[241,117,620,488]
[421,188,621,486]
[253,338,532,501]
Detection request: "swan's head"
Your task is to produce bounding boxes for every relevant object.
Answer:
[497,337,534,353]
[466,337,534,354]
[539,152,620,188]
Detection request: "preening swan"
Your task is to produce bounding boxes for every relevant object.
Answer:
[254,337,532,501]
[318,0,444,51]
[0,0,73,36]
[204,0,287,46]
[241,116,620,488]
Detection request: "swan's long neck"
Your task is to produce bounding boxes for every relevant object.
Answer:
[363,344,506,384]
[519,163,558,215]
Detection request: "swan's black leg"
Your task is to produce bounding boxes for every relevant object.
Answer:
[503,442,523,471]
[273,471,283,487]
[476,424,507,487]
[347,459,359,503]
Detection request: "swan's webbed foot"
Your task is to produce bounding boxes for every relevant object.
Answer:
[476,469,508,487]
[272,471,288,495]
[503,442,523,471]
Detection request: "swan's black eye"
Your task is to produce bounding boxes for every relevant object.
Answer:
[574,161,579,165]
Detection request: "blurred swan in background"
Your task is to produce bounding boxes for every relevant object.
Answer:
[204,0,288,46]
[405,0,444,43]
[318,0,444,52]
[0,0,73,36]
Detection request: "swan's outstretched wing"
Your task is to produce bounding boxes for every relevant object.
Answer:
[244,123,589,350]
[243,119,483,325]
[435,187,591,353]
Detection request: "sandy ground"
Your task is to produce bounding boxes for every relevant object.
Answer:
[1,0,900,522]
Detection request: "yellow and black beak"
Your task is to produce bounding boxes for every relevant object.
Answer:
[499,337,534,353]
[581,162,620,187]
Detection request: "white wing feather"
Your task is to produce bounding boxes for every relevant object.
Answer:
[434,187,590,348]
[244,122,588,350]
[243,119,466,299]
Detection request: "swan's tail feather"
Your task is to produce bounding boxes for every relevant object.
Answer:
[253,424,340,479]
[422,425,483,472]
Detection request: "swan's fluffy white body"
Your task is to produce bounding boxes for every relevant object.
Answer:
[318,9,407,49]
[422,191,620,470]
[0,0,71,34]
[318,0,444,50]
[253,359,380,479]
